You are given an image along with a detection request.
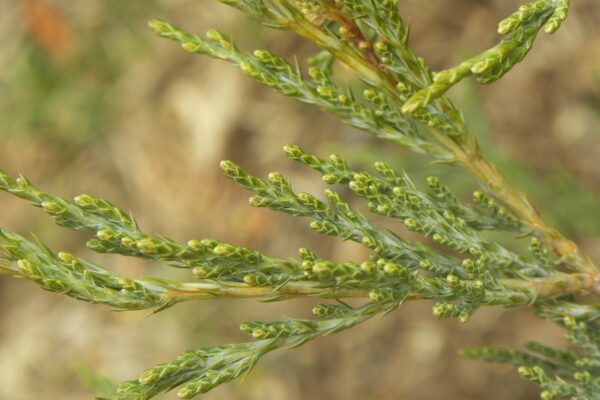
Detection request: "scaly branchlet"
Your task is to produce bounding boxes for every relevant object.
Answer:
[466,309,600,400]
[402,0,570,114]
[102,301,398,400]
[3,157,600,399]
[1,1,598,400]
[150,0,592,274]
[148,18,448,158]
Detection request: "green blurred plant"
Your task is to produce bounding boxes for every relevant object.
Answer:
[4,0,600,399]
[1,1,159,151]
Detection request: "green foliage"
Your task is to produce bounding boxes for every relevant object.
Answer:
[3,1,600,400]
[463,310,600,400]
[103,301,395,400]
[402,0,570,113]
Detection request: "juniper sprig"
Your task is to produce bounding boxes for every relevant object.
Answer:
[2,146,600,398]
[102,301,398,400]
[402,0,571,114]
[150,0,589,274]
[1,1,599,399]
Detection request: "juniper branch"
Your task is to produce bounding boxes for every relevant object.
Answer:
[102,301,398,400]
[153,0,592,273]
[148,19,447,158]
[401,0,570,113]
[1,1,598,399]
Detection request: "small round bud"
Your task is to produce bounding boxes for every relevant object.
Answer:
[322,174,338,184]
[74,194,95,207]
[540,390,556,400]
[239,62,255,75]
[312,262,331,279]
[376,204,390,214]
[41,201,65,215]
[297,192,313,204]
[136,238,158,254]
[249,196,268,207]
[403,218,418,230]
[121,236,136,248]
[433,302,454,318]
[253,49,270,60]
[392,186,404,197]
[446,274,459,287]
[17,259,34,276]
[213,244,233,256]
[219,160,240,177]
[301,260,313,271]
[517,366,530,377]
[181,42,200,53]
[363,89,376,101]
[361,236,375,248]
[468,247,481,256]
[471,60,490,75]
[97,230,115,241]
[316,86,333,97]
[187,239,205,252]
[432,233,446,244]
[360,261,375,274]
[267,171,284,184]
[298,247,313,260]
[243,275,257,285]
[58,252,75,264]
[383,263,398,275]
[192,267,209,278]
[138,369,160,385]
[458,310,471,323]
[310,221,321,230]
[368,290,389,303]
[251,328,268,339]
[148,19,170,35]
[283,144,302,159]
[206,29,224,42]
[373,161,388,172]
[374,42,387,53]
[426,176,439,187]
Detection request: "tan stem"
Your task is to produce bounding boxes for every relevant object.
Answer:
[503,272,600,299]
[169,281,369,301]
[168,272,600,304]
[464,153,592,271]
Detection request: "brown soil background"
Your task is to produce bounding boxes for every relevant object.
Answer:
[1,1,599,399]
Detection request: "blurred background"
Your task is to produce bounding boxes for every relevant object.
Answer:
[0,0,599,399]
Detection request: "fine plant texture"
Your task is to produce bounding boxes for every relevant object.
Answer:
[4,0,600,399]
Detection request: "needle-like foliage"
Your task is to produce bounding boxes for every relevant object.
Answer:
[3,1,600,399]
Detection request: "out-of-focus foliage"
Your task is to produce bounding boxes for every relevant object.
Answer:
[0,1,159,149]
